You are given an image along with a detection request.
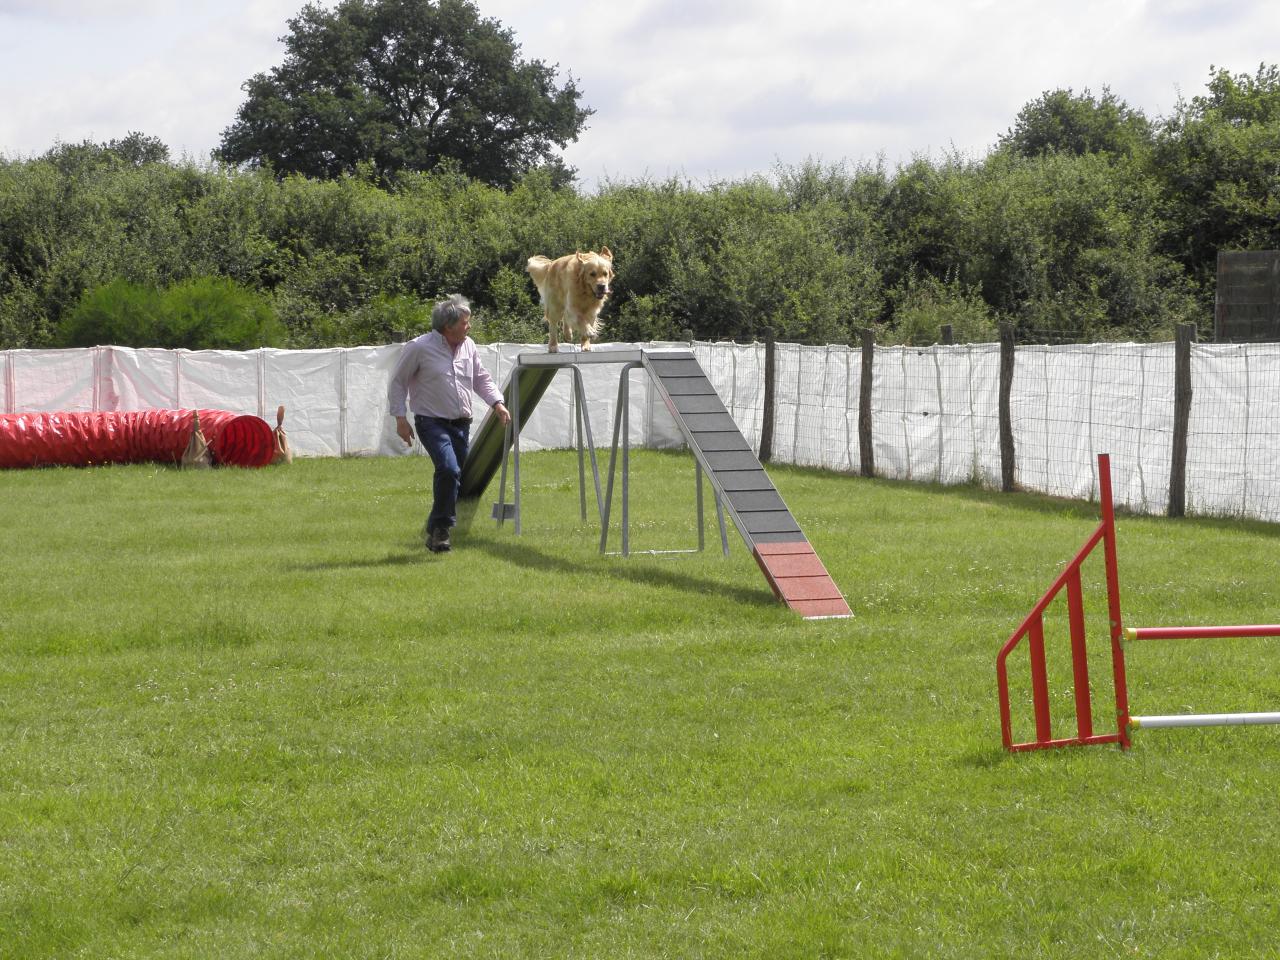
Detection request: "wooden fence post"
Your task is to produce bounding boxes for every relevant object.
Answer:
[859,328,875,478]
[759,328,775,463]
[999,321,1016,492]
[1169,322,1196,518]
[940,324,953,345]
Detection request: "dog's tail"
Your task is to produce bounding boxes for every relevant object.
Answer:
[525,255,552,283]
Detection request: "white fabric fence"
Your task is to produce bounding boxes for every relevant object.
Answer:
[5,340,1280,523]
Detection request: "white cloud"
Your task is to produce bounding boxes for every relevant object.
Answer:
[0,0,168,19]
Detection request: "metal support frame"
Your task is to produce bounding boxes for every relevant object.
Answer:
[598,361,729,557]
[494,357,604,534]
[491,349,727,556]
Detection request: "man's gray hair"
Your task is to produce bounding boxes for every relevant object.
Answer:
[431,294,471,333]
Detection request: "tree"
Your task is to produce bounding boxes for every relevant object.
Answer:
[1154,63,1280,289]
[216,0,592,187]
[998,87,1152,159]
[41,132,170,175]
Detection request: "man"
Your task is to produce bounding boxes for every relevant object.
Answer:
[388,295,511,552]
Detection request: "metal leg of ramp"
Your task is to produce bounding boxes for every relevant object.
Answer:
[599,361,729,557]
[494,359,604,535]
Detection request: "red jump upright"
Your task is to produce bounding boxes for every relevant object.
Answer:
[996,454,1130,751]
[997,453,1280,751]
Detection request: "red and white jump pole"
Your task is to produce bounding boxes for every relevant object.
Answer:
[1125,625,1280,641]
[1130,712,1280,729]
[996,453,1280,751]
[1122,623,1280,731]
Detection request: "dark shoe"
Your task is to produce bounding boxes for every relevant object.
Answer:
[427,526,452,553]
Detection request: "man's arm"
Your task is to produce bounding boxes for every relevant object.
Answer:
[468,344,505,411]
[388,342,419,446]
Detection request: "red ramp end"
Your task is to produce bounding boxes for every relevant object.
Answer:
[753,541,852,619]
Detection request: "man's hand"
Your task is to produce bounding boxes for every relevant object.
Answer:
[395,415,414,446]
[494,403,512,426]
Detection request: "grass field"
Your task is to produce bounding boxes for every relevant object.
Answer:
[3,449,1280,959]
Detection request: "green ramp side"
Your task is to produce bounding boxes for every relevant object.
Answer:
[457,363,558,500]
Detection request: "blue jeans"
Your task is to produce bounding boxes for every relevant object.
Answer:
[415,415,471,530]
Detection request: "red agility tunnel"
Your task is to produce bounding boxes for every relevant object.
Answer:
[0,409,276,468]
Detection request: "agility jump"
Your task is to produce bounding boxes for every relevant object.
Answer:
[996,453,1280,751]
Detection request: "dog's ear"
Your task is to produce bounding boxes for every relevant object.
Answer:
[600,246,612,260]
[575,250,589,262]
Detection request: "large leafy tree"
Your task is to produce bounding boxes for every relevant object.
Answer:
[1154,64,1280,287]
[217,0,591,187]
[42,132,170,175]
[998,87,1153,159]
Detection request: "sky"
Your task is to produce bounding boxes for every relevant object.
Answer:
[1,0,1277,190]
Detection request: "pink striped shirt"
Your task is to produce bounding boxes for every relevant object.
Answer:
[387,331,504,420]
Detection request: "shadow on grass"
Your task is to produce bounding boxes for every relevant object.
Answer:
[832,469,1280,538]
[955,746,1017,769]
[452,490,775,610]
[288,524,774,612]
[468,536,776,611]
[294,499,482,571]
[292,550,434,571]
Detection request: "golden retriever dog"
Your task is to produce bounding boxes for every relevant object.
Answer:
[526,247,613,352]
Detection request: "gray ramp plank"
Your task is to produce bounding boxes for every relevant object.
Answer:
[644,350,822,564]
[672,394,728,415]
[648,358,703,377]
[712,470,776,492]
[751,530,810,544]
[662,379,718,396]
[691,433,751,452]
[680,412,739,432]
[702,451,764,471]
[739,511,805,535]
[725,489,787,512]
[458,365,558,499]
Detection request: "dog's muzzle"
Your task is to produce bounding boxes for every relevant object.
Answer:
[595,286,609,299]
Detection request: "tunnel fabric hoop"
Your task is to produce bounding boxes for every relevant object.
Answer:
[0,409,275,468]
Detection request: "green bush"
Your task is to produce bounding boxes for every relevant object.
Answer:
[340,293,433,346]
[61,276,283,349]
[611,293,682,343]
[0,277,53,348]
[60,279,163,347]
[887,274,997,345]
[471,265,545,344]
[161,275,284,349]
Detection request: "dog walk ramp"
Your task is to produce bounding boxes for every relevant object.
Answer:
[642,352,851,620]
[456,349,850,619]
